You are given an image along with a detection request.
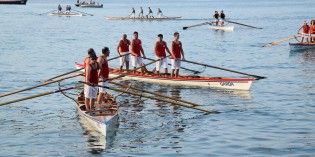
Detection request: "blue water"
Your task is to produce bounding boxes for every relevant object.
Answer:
[1,0,315,156]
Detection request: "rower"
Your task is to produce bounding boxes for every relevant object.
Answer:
[220,10,225,26]
[147,7,154,18]
[170,32,185,78]
[97,47,110,104]
[154,34,172,76]
[83,48,96,80]
[116,34,130,72]
[139,7,144,18]
[157,8,164,18]
[58,4,62,13]
[131,31,147,74]
[310,20,315,43]
[213,11,219,26]
[301,21,310,43]
[130,7,135,18]
[84,50,99,112]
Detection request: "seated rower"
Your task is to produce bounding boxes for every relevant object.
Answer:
[157,8,164,18]
[147,7,154,18]
[220,10,225,26]
[58,4,62,13]
[130,7,135,18]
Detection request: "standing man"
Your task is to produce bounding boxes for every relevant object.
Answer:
[147,7,153,18]
[301,21,310,43]
[309,20,315,43]
[130,7,135,18]
[116,34,130,72]
[170,32,185,78]
[213,11,219,26]
[83,48,96,81]
[130,31,146,74]
[154,34,172,76]
[84,50,99,112]
[97,47,110,104]
[139,7,144,18]
[219,10,225,26]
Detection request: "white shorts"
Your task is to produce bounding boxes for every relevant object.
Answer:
[119,52,130,66]
[156,57,168,71]
[311,34,315,37]
[171,59,181,70]
[84,84,98,99]
[98,81,109,93]
[131,56,143,68]
[214,18,219,22]
[302,33,309,37]
[220,18,225,22]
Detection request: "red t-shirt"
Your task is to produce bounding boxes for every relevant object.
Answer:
[156,41,166,57]
[171,41,182,59]
[132,39,142,56]
[99,56,109,79]
[88,63,99,84]
[119,40,129,53]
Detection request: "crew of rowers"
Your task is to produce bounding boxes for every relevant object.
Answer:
[57,4,71,14]
[300,20,315,43]
[213,10,226,26]
[83,31,185,112]
[130,7,165,18]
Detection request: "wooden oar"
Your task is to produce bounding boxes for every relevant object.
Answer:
[44,53,130,82]
[183,21,212,30]
[262,34,302,47]
[182,59,266,80]
[0,73,82,98]
[39,10,56,15]
[109,81,202,107]
[142,57,200,74]
[73,9,93,16]
[80,82,219,114]
[0,84,83,106]
[226,20,262,29]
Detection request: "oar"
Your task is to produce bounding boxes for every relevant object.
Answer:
[73,9,93,16]
[226,20,262,29]
[44,53,130,82]
[109,81,202,107]
[0,84,83,106]
[80,82,219,114]
[142,57,200,74]
[182,59,266,80]
[39,10,56,15]
[0,73,82,98]
[183,21,213,30]
[262,34,302,47]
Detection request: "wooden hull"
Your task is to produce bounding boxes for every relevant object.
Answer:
[289,43,315,51]
[80,4,103,8]
[0,0,27,4]
[105,16,182,20]
[209,25,234,31]
[49,12,83,17]
[75,62,253,90]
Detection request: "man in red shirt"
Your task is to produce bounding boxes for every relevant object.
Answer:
[130,31,146,74]
[85,50,99,112]
[309,20,315,43]
[154,34,172,76]
[301,21,310,43]
[116,34,130,72]
[97,47,110,104]
[170,32,185,77]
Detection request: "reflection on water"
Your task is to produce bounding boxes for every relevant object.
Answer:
[290,49,315,65]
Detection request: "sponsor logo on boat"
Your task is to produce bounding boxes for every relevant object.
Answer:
[220,82,234,86]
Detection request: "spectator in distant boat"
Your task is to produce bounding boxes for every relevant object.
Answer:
[130,7,135,18]
[139,7,144,18]
[65,5,70,14]
[301,21,310,43]
[154,34,172,76]
[309,20,315,43]
[97,47,110,104]
[213,11,219,26]
[220,10,226,26]
[58,4,62,13]
[170,32,185,78]
[157,8,164,18]
[68,5,71,12]
[84,50,99,112]
[147,7,154,18]
[116,34,131,72]
[131,31,147,74]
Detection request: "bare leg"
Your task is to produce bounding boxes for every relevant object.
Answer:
[97,93,104,104]
[301,37,304,43]
[119,66,123,72]
[164,68,168,76]
[85,97,90,111]
[171,69,175,77]
[156,71,160,76]
[175,69,179,77]
[133,67,136,74]
[126,61,129,71]
[90,98,95,110]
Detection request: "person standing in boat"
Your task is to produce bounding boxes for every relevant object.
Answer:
[147,7,154,18]
[58,4,62,13]
[97,47,110,104]
[301,21,310,43]
[131,31,147,74]
[170,32,185,78]
[130,7,135,18]
[139,7,144,18]
[154,34,172,76]
[219,10,226,26]
[213,11,219,26]
[309,20,315,43]
[157,8,164,18]
[85,50,99,112]
[83,48,96,79]
[116,34,130,72]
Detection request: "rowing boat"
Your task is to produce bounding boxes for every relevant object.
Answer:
[76,91,118,136]
[209,24,234,31]
[49,12,84,17]
[75,62,254,90]
[0,0,27,4]
[105,16,182,20]
[75,3,103,8]
[289,43,315,51]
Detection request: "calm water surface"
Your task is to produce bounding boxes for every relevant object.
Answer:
[1,0,315,156]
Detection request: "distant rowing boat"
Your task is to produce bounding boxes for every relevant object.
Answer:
[105,16,182,20]
[209,24,234,31]
[75,62,254,90]
[0,0,27,4]
[49,12,84,17]
[289,43,315,51]
[75,2,103,8]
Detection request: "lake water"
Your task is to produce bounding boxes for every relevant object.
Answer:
[1,0,315,156]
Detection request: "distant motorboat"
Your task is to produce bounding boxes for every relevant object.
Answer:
[0,0,27,4]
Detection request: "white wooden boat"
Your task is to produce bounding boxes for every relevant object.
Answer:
[76,91,118,136]
[49,12,84,17]
[75,62,254,90]
[209,24,234,31]
[0,0,27,4]
[75,3,103,8]
[289,43,315,51]
[105,16,182,20]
